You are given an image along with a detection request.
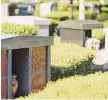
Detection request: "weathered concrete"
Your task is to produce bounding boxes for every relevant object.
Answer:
[58,20,103,46]
[58,20,103,30]
[1,34,53,50]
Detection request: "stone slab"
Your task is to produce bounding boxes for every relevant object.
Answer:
[1,16,51,25]
[60,29,84,46]
[1,50,8,99]
[1,35,54,50]
[58,19,103,30]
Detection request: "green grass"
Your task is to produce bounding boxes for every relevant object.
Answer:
[104,20,108,27]
[43,11,70,19]
[51,37,95,68]
[51,37,95,81]
[18,72,108,99]
[92,28,104,42]
[92,20,108,42]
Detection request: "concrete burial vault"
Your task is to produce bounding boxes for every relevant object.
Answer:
[57,19,103,46]
[1,34,53,99]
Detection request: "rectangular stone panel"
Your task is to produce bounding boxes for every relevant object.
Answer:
[31,71,46,87]
[1,50,8,99]
[29,46,47,93]
[1,78,7,99]
[31,46,47,72]
[30,70,46,93]
[60,29,84,46]
[31,85,44,93]
[1,50,8,77]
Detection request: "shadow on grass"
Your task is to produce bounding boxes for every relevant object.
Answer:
[51,63,108,82]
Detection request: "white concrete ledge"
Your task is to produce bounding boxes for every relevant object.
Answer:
[1,16,51,25]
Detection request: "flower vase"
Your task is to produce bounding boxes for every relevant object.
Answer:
[11,75,18,98]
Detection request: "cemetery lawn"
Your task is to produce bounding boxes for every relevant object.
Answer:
[50,36,95,81]
[18,72,108,99]
[92,20,108,42]
[51,36,95,68]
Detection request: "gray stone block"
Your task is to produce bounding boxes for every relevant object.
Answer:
[1,34,54,50]
[58,19,103,46]
[104,63,108,70]
[58,20,103,30]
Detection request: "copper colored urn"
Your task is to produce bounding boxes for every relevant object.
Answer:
[11,75,18,98]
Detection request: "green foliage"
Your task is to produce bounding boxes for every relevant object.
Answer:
[43,11,77,20]
[51,19,59,24]
[1,23,39,36]
[49,20,58,36]
[72,10,78,19]
[85,10,97,19]
[34,5,40,16]
[43,7,107,22]
[18,72,108,99]
[43,11,69,20]
[43,11,78,35]
[1,0,8,3]
[43,10,101,35]
[101,7,108,12]
[104,20,108,27]
[43,10,78,21]
[38,0,47,4]
[57,3,70,11]
[38,0,60,4]
[43,11,69,35]
[92,29,104,42]
[92,25,106,44]
[73,5,79,11]
[23,0,28,3]
[14,9,19,15]
[105,0,108,4]
[96,12,108,21]
[51,37,95,81]
[92,20,108,42]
